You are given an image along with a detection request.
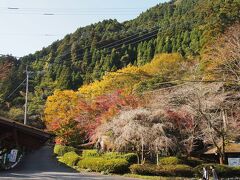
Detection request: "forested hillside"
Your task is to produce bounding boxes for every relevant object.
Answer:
[0,0,239,126]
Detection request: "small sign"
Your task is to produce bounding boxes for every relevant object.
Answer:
[8,149,18,163]
[228,158,240,167]
[0,151,2,160]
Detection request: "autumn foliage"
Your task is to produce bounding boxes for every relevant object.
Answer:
[0,59,13,80]
[45,89,141,145]
[79,53,184,98]
[44,90,82,145]
[76,90,141,137]
[44,53,191,146]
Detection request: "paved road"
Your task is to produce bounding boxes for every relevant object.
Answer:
[0,146,138,180]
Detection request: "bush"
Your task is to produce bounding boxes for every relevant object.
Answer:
[103,152,122,159]
[81,149,100,158]
[182,157,204,167]
[103,152,138,164]
[54,145,76,156]
[194,163,240,177]
[60,151,80,167]
[159,156,183,165]
[130,164,193,177]
[78,157,129,174]
[124,153,138,164]
[130,164,156,176]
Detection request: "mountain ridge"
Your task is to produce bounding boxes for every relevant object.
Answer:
[0,0,239,125]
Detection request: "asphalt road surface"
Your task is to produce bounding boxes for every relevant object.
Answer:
[0,146,138,180]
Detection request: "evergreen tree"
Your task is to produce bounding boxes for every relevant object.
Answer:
[71,42,80,63]
[57,68,72,90]
[82,49,90,72]
[163,37,172,53]
[182,31,190,55]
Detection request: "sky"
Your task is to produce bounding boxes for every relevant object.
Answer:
[0,0,167,57]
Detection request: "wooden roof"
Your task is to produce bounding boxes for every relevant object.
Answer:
[0,116,52,149]
[204,143,240,154]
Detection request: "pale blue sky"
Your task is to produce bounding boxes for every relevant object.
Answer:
[0,0,167,57]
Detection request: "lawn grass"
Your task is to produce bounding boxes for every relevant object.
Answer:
[124,174,191,180]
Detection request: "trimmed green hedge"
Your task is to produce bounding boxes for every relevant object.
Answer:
[81,150,100,158]
[60,151,80,167]
[78,157,129,173]
[103,152,138,164]
[194,163,240,177]
[182,157,204,167]
[158,156,203,167]
[54,145,76,156]
[81,150,138,164]
[159,156,183,165]
[130,164,194,177]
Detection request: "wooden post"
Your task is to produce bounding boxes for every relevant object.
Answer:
[13,129,19,148]
[141,135,144,164]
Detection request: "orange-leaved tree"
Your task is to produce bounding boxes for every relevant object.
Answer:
[44,90,84,145]
[44,89,142,145]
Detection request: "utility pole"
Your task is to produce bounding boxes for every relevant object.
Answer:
[24,66,29,125]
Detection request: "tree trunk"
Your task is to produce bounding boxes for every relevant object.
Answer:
[219,135,226,165]
[219,153,225,165]
[137,153,140,164]
[141,135,144,164]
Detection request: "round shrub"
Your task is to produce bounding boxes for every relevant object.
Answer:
[162,164,193,177]
[82,149,100,158]
[103,152,138,164]
[78,157,129,174]
[130,164,156,176]
[54,145,76,156]
[60,151,80,167]
[159,156,183,165]
[182,157,204,167]
[124,153,138,164]
[194,163,240,177]
[130,164,194,177]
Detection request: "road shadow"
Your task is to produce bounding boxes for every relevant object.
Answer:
[2,145,77,173]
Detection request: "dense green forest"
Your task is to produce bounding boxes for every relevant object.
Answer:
[0,0,239,126]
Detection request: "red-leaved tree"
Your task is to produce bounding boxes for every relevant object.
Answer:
[75,90,141,141]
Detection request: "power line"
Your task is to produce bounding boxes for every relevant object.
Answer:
[54,26,159,61]
[2,7,147,10]
[139,79,240,95]
[69,28,158,61]
[79,30,158,61]
[31,26,159,67]
[0,33,64,37]
[1,25,159,66]
[1,26,159,74]
[0,12,140,16]
[98,28,159,50]
[6,78,27,99]
[3,25,157,66]
[1,6,148,16]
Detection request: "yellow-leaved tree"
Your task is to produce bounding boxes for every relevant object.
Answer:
[79,53,185,98]
[44,90,83,145]
[79,65,150,98]
[142,53,185,77]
